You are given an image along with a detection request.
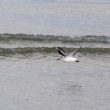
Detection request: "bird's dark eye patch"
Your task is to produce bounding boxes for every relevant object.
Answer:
[76,61,79,62]
[57,58,60,60]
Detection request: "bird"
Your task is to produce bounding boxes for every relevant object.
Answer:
[57,47,82,62]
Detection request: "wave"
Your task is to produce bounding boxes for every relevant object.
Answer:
[0,34,109,56]
[0,47,110,56]
[0,33,110,43]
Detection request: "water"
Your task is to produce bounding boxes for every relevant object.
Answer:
[0,0,110,35]
[0,0,110,109]
[0,52,110,110]
[0,34,110,110]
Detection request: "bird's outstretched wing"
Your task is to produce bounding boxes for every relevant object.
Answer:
[68,47,82,56]
[57,47,67,56]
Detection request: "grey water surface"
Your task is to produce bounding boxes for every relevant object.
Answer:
[0,0,110,109]
[0,0,110,35]
[0,34,110,110]
[0,50,110,110]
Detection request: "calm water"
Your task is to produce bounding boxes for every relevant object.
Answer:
[0,51,110,110]
[0,0,110,35]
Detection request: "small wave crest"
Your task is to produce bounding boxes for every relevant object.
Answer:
[0,34,110,43]
[0,47,110,56]
[0,34,109,56]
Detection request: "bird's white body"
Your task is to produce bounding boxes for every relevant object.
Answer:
[57,47,81,63]
[61,56,78,62]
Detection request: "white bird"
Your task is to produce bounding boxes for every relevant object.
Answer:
[57,47,82,62]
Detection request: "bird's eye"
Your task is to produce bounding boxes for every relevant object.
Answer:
[76,61,79,62]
